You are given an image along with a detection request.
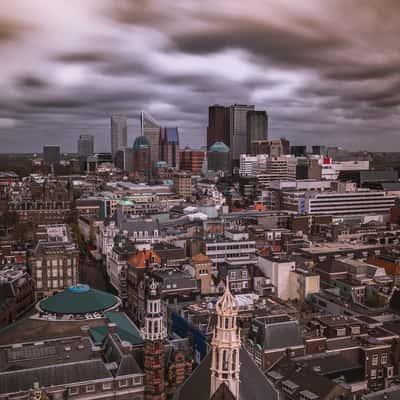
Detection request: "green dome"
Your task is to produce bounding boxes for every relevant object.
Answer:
[39,284,120,315]
[209,141,230,153]
[133,135,151,150]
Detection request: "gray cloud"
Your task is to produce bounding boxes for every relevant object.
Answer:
[0,0,399,152]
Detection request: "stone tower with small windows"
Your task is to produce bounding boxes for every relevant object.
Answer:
[210,278,241,399]
[142,279,167,400]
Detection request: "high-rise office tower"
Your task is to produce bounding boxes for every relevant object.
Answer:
[230,104,255,164]
[141,112,160,166]
[159,127,180,169]
[77,134,94,158]
[132,136,151,182]
[290,145,307,157]
[43,145,60,166]
[246,110,268,155]
[207,105,230,148]
[110,115,127,158]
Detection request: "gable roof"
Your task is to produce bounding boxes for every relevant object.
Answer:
[176,348,278,400]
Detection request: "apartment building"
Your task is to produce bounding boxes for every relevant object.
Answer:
[29,224,79,299]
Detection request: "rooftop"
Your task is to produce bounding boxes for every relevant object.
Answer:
[39,284,120,315]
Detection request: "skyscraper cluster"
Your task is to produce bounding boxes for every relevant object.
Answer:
[207,104,269,165]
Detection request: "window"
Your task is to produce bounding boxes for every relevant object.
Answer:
[36,260,42,268]
[372,355,378,366]
[52,268,58,277]
[370,369,376,379]
[133,376,142,385]
[69,387,79,395]
[232,349,237,370]
[381,354,388,365]
[86,385,95,393]
[102,383,112,391]
[52,259,58,267]
[52,280,59,289]
[351,326,360,335]
[36,270,42,279]
[36,280,42,289]
[119,379,128,388]
[222,350,228,371]
[336,328,346,337]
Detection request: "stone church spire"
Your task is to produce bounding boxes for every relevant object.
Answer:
[210,278,241,399]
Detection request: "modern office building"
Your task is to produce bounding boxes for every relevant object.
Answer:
[230,104,255,164]
[132,135,151,182]
[159,127,180,168]
[173,172,192,200]
[207,105,230,148]
[180,147,205,173]
[247,110,268,154]
[312,145,327,156]
[207,141,231,176]
[290,145,307,157]
[43,145,60,166]
[239,154,268,176]
[110,115,128,158]
[86,153,113,172]
[77,134,94,158]
[141,111,160,166]
[303,190,396,216]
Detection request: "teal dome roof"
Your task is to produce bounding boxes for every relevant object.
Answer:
[39,284,120,315]
[209,141,230,153]
[133,135,151,150]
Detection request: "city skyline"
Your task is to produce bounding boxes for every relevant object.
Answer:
[1,1,400,152]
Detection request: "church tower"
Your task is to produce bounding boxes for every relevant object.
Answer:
[210,279,241,399]
[142,279,167,400]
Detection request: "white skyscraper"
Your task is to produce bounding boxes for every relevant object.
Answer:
[110,115,128,158]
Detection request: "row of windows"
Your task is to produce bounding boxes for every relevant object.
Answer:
[69,377,142,395]
[36,279,72,289]
[372,353,388,366]
[36,259,76,268]
[206,244,254,251]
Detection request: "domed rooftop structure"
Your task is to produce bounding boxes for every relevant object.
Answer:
[38,284,120,316]
[133,135,151,150]
[209,141,230,153]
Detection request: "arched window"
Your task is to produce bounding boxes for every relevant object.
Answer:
[232,349,237,370]
[215,349,220,369]
[225,318,229,329]
[222,350,228,371]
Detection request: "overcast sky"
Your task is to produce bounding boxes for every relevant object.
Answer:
[0,0,399,153]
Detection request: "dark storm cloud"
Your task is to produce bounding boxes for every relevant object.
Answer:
[16,75,48,89]
[55,51,110,63]
[1,0,400,152]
